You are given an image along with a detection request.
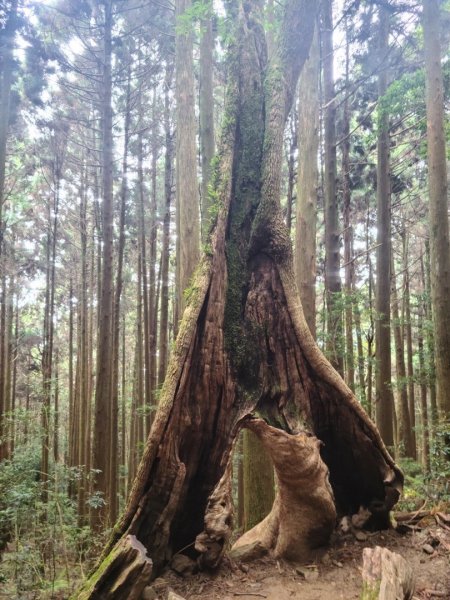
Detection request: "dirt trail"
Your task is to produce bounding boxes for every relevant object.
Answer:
[163,523,450,600]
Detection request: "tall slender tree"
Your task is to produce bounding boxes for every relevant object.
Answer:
[423,0,450,422]
[295,27,319,338]
[175,0,200,324]
[322,0,343,374]
[92,0,115,529]
[375,5,394,448]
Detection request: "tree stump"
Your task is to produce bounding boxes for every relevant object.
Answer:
[361,546,415,600]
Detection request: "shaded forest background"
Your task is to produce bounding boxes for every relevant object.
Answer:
[0,0,449,597]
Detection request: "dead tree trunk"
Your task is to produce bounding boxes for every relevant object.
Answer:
[75,2,402,597]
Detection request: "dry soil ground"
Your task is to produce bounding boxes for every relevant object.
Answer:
[160,518,450,600]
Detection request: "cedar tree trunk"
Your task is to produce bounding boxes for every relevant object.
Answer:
[75,2,402,597]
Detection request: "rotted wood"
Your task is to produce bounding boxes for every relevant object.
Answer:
[361,546,415,600]
[78,535,152,600]
[195,458,234,568]
[231,418,336,562]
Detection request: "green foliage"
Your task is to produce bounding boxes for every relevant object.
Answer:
[0,437,98,598]
[175,0,213,35]
[398,425,450,512]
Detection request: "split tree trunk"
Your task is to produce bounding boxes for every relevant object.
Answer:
[75,2,402,597]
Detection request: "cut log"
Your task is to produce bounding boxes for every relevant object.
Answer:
[231,418,336,562]
[361,546,415,600]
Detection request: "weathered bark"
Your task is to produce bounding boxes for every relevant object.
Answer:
[295,26,319,339]
[75,3,402,596]
[375,6,394,448]
[423,0,450,421]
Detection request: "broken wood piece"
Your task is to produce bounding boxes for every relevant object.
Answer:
[78,535,152,600]
[361,546,415,600]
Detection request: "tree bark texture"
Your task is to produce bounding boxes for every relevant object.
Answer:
[423,0,450,420]
[92,0,114,529]
[242,429,275,532]
[295,26,319,339]
[175,0,200,322]
[75,2,402,596]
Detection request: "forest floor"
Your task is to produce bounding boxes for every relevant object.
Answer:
[1,511,449,598]
[161,515,450,600]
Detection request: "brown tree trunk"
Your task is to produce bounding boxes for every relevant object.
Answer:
[158,63,174,386]
[391,259,414,458]
[322,0,343,375]
[424,239,437,424]
[242,429,275,532]
[41,170,60,502]
[375,6,394,448]
[75,3,402,596]
[199,7,215,240]
[92,0,114,529]
[109,71,131,525]
[137,126,152,427]
[403,234,416,459]
[147,89,159,431]
[295,26,319,339]
[423,0,450,421]
[342,27,354,391]
[77,172,91,525]
[418,295,430,472]
[175,0,200,324]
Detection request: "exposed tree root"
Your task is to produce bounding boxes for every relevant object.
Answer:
[231,419,336,562]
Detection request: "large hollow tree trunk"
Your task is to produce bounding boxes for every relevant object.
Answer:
[75,2,402,597]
